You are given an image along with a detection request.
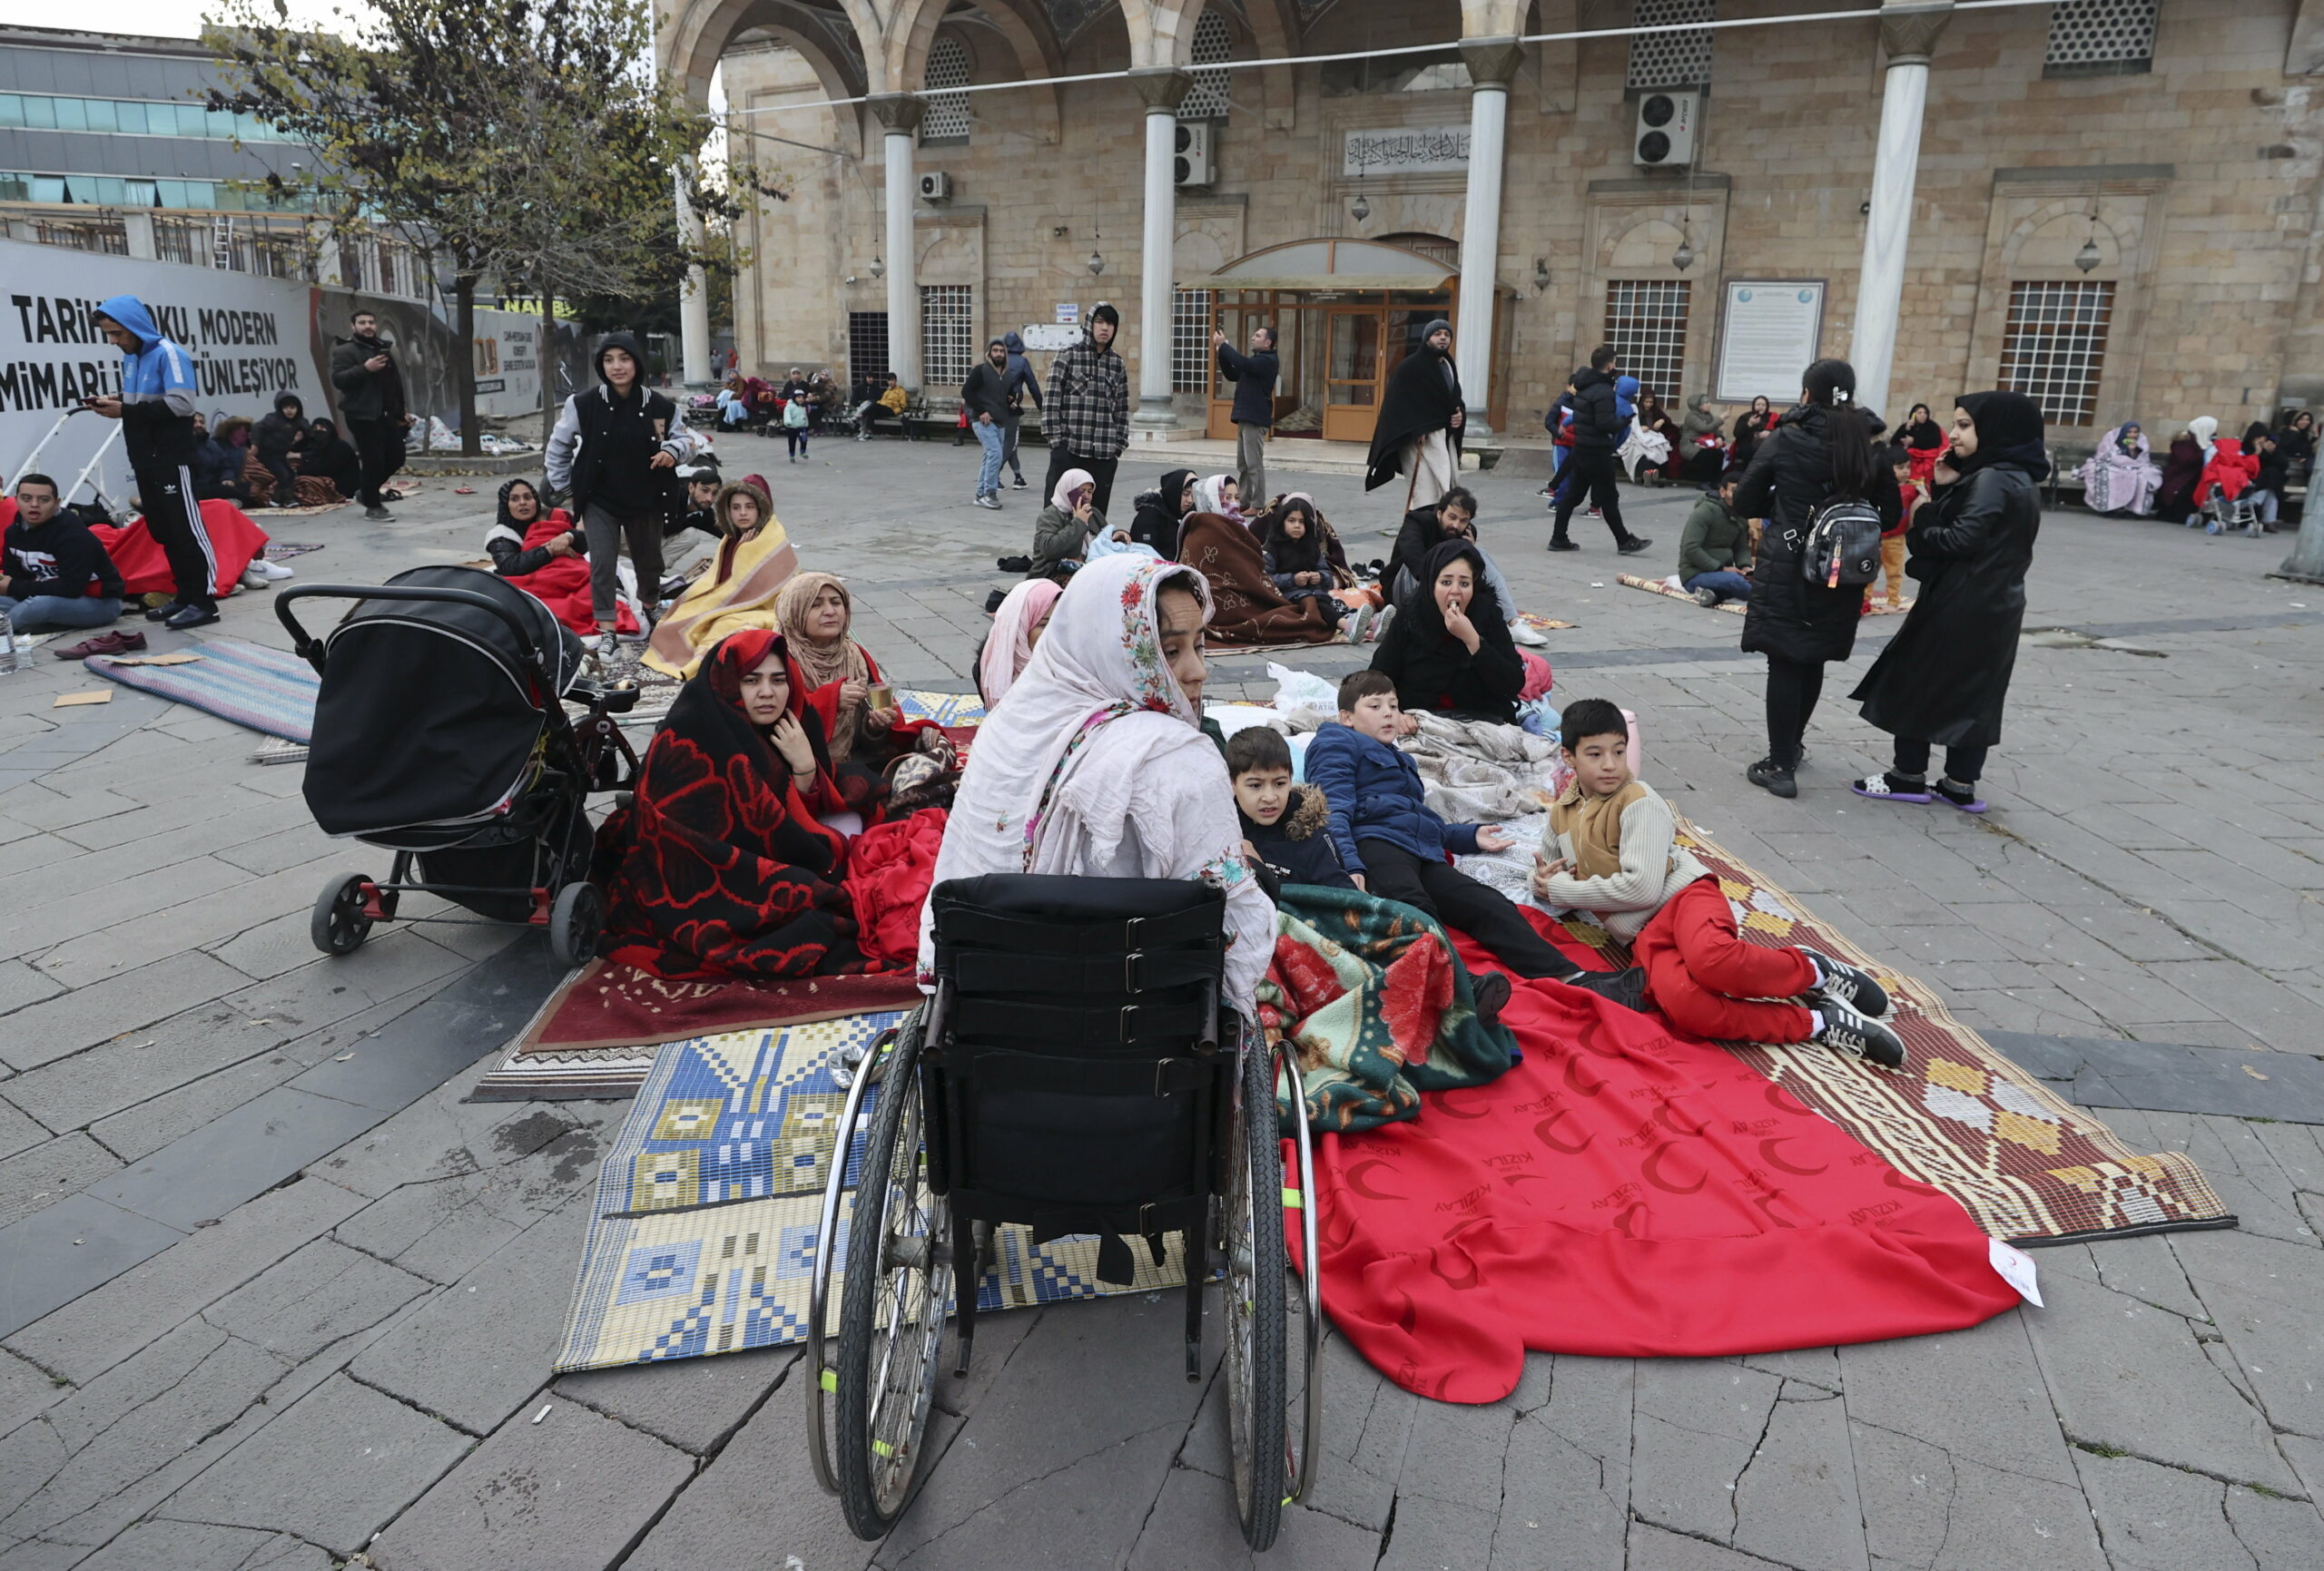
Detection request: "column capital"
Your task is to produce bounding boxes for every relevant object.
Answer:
[1878,1,1954,67]
[1127,66,1195,113]
[1459,35,1525,89]
[868,93,924,133]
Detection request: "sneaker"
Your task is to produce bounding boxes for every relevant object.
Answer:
[1617,535,1653,555]
[143,601,184,622]
[1746,757,1797,799]
[2203,519,2222,535]
[1366,603,1394,643]
[162,603,221,632]
[973,495,1002,510]
[1850,773,1934,804]
[1563,966,1646,1012]
[241,565,271,591]
[1814,998,1906,1068]
[1345,604,1378,643]
[1471,971,1512,1029]
[1012,476,1029,489]
[1508,618,1549,647]
[255,558,295,582]
[1800,948,1889,1017]
[1932,778,1988,814]
[1547,538,1580,553]
[364,506,394,522]
[1691,586,1720,608]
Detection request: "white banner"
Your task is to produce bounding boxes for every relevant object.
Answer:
[0,239,326,505]
[1716,281,1827,405]
[1343,125,1472,176]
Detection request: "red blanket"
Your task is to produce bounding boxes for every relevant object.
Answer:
[92,500,268,597]
[842,808,948,966]
[1293,918,2017,1402]
[502,511,639,635]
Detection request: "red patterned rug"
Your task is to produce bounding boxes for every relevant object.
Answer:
[511,958,919,1055]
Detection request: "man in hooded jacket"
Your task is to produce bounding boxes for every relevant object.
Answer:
[545,332,709,645]
[252,392,310,508]
[1000,330,1041,490]
[327,306,412,521]
[87,295,220,630]
[1363,319,1463,509]
[1548,344,1652,555]
[1040,303,1128,515]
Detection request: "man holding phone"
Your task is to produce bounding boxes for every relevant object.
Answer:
[87,295,220,631]
[329,307,414,521]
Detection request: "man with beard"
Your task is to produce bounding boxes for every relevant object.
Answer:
[1364,319,1464,510]
[328,307,414,522]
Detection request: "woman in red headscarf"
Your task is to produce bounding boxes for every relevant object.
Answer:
[596,628,871,978]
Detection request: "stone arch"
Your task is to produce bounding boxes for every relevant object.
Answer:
[944,0,1066,144]
[1601,216,1686,272]
[2002,201,2130,275]
[1118,0,1209,69]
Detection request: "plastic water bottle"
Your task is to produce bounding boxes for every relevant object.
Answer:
[0,608,18,674]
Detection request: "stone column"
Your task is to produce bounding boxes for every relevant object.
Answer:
[1850,1,1953,420]
[675,167,713,387]
[1128,68,1195,428]
[871,94,925,391]
[1455,37,1522,439]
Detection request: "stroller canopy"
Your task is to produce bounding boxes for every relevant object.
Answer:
[304,566,586,838]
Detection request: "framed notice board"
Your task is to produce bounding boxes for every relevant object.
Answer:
[1715,281,1826,404]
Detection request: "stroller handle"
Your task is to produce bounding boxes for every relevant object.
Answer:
[275,583,553,675]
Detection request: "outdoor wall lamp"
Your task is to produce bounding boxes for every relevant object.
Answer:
[869,254,885,280]
[1531,259,1551,292]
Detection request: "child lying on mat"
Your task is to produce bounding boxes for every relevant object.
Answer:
[1306,672,1644,1009]
[1529,697,1905,1067]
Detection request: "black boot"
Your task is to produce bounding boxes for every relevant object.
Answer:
[1471,971,1512,1029]
[1562,966,1646,1012]
[1747,757,1797,799]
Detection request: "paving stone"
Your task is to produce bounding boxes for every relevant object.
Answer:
[0,1137,119,1231]
[154,1374,471,1558]
[81,1052,313,1168]
[1730,1386,1866,1571]
[2022,1256,2300,1493]
[2073,1448,2308,1571]
[2174,1228,2324,1443]
[367,1398,693,1571]
[0,1196,185,1343]
[1848,1396,2108,1571]
[879,1422,1180,1571]
[5,1177,368,1387]
[80,1088,385,1234]
[1630,1361,1781,1546]
[1493,1391,1631,1570]
[346,1195,590,1437]
[0,953,254,1073]
[1397,1392,1513,1515]
[1123,1462,1382,1570]
[202,1239,434,1365]
[1374,1490,1499,1571]
[1624,1521,1796,1570]
[553,1344,792,1457]
[0,968,58,1024]
[73,1520,331,1571]
[0,1354,65,1447]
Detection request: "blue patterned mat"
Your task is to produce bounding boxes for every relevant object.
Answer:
[87,636,319,742]
[556,1017,1187,1371]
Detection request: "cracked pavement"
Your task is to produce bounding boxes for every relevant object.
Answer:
[0,435,2319,1567]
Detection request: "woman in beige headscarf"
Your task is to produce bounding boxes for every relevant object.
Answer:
[642,475,796,678]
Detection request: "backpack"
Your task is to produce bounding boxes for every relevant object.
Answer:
[1799,494,1884,588]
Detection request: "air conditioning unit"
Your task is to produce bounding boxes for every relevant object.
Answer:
[1633,90,1700,169]
[1174,121,1215,188]
[918,171,952,202]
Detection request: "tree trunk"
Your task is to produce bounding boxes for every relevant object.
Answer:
[539,283,557,450]
[456,272,481,457]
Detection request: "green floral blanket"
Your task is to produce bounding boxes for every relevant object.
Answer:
[1260,885,1521,1134]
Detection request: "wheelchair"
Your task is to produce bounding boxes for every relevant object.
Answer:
[803,875,1322,1549]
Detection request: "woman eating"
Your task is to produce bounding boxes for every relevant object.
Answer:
[976,576,1062,708]
[1368,539,1524,725]
[644,476,796,678]
[596,629,869,978]
[918,553,1275,1015]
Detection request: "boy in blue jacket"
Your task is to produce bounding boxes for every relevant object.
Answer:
[88,295,220,630]
[1305,672,1643,1006]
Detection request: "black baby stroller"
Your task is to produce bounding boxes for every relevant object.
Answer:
[279,565,643,966]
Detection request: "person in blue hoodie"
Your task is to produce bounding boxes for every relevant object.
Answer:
[1000,330,1042,491]
[1304,669,1644,1006]
[87,295,219,629]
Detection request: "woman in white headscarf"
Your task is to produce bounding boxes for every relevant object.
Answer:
[1189,473,1244,523]
[919,553,1275,1012]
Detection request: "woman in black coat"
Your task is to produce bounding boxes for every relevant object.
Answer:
[1849,392,2044,813]
[1733,358,1899,799]
[1130,467,1195,557]
[1369,538,1523,724]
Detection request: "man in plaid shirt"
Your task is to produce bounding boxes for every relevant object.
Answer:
[1040,302,1128,515]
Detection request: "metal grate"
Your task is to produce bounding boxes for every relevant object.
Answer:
[1179,9,1233,120]
[1603,280,1691,403]
[1172,289,1215,392]
[921,34,970,142]
[1999,280,2112,427]
[921,285,975,387]
[2044,0,2158,73]
[1628,0,1713,90]
[848,310,891,382]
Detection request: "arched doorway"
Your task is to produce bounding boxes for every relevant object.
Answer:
[1187,239,1469,446]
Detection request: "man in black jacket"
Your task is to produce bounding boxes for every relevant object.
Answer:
[961,339,1012,510]
[1548,344,1651,555]
[327,308,412,521]
[1213,323,1279,507]
[3,473,124,636]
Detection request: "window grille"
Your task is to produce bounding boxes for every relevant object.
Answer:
[1172,290,1215,392]
[1627,0,1713,90]
[1179,9,1233,121]
[2044,0,2157,76]
[921,285,975,386]
[921,34,970,142]
[1999,280,2112,427]
[1378,231,1460,269]
[848,310,891,381]
[1603,280,1691,404]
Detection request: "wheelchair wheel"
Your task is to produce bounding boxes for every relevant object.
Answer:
[834,1020,951,1538]
[1222,1031,1289,1551]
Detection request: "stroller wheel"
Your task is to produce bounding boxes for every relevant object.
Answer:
[547,881,604,968]
[311,873,375,956]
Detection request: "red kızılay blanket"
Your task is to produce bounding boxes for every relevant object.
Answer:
[93,499,268,597]
[1290,927,2020,1403]
[502,511,640,635]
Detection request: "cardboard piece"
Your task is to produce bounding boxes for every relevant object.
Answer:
[53,691,112,707]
